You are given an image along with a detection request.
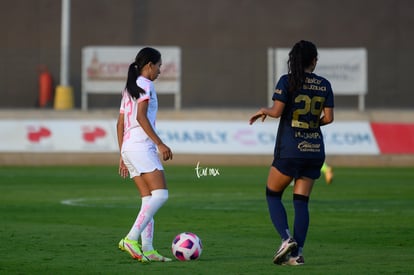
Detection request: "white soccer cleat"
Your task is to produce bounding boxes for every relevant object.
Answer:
[273,238,297,265]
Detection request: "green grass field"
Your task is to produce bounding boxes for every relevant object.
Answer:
[1,165,413,274]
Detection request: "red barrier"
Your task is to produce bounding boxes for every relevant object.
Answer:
[371,123,414,154]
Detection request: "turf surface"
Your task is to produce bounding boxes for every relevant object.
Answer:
[1,165,413,274]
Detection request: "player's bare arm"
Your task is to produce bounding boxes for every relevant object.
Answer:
[249,100,285,124]
[116,113,129,178]
[116,113,125,150]
[319,107,334,126]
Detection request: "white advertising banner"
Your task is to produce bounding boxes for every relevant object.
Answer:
[274,48,367,95]
[322,121,379,155]
[82,46,181,93]
[0,120,379,155]
[0,120,118,153]
[158,120,379,155]
[157,120,277,154]
[82,46,181,110]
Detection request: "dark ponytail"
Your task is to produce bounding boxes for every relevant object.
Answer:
[287,40,318,93]
[125,47,161,99]
[125,62,144,99]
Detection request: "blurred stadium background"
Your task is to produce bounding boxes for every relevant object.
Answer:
[0,0,413,166]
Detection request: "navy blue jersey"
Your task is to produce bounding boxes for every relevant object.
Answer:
[272,73,334,159]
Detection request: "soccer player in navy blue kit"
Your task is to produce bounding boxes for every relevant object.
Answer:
[249,40,334,266]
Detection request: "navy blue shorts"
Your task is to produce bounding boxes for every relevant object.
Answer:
[272,158,324,180]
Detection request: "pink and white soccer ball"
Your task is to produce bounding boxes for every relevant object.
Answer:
[171,232,203,261]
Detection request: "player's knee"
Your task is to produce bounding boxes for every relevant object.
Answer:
[151,189,169,204]
[293,193,309,202]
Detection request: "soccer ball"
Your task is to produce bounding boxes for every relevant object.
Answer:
[171,232,203,261]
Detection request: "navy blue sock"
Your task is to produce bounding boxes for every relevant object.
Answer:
[292,194,309,256]
[266,187,290,240]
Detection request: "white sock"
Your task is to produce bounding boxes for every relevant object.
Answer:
[140,196,154,252]
[126,189,168,242]
[127,196,150,241]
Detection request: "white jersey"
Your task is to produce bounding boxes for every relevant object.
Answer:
[119,76,158,152]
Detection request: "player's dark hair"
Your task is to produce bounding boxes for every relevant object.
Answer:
[287,40,318,93]
[125,47,161,99]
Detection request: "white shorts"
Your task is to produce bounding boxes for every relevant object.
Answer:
[121,149,163,178]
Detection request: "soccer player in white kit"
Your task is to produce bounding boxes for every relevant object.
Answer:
[116,47,173,263]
